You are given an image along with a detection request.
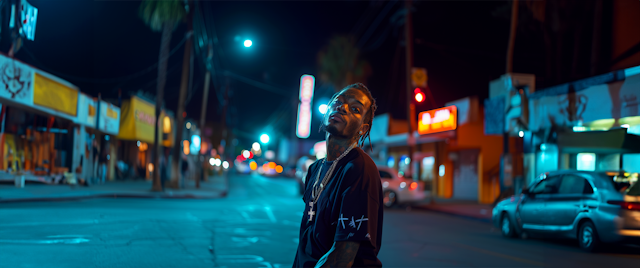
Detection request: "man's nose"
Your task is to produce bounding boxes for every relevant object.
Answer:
[336,103,347,113]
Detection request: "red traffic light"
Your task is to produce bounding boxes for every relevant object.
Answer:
[414,88,425,103]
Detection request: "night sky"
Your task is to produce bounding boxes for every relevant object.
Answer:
[4,0,516,146]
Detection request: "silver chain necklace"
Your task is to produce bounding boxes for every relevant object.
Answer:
[307,143,356,222]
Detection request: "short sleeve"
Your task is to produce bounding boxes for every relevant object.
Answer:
[333,168,380,247]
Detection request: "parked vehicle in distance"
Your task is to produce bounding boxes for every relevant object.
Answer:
[296,156,315,195]
[378,166,425,208]
[493,170,640,252]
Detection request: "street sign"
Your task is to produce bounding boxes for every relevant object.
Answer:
[411,68,428,88]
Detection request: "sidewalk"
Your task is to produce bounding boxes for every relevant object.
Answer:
[0,175,228,203]
[412,193,494,222]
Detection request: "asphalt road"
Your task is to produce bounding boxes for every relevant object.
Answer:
[0,172,638,268]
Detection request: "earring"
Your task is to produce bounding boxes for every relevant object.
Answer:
[359,131,363,134]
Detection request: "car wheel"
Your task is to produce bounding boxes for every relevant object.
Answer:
[383,190,397,208]
[501,213,517,238]
[578,221,600,252]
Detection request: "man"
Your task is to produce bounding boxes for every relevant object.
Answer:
[293,83,383,268]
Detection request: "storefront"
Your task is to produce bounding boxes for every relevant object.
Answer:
[370,97,503,204]
[72,93,120,183]
[117,95,174,180]
[526,66,640,181]
[0,53,81,183]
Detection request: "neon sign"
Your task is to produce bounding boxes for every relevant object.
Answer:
[296,74,315,138]
[418,106,457,135]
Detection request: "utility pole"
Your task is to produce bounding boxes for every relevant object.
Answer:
[220,76,230,161]
[404,0,416,181]
[196,45,213,189]
[170,4,194,189]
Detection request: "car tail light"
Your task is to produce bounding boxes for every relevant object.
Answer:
[409,182,418,191]
[607,201,640,211]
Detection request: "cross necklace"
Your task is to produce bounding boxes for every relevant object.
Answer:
[308,143,356,222]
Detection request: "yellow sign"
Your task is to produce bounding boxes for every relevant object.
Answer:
[411,68,428,88]
[118,96,173,146]
[88,104,97,116]
[33,73,78,116]
[106,107,118,119]
[118,96,156,143]
[418,106,457,135]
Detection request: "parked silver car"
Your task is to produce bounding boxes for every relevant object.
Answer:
[492,170,640,252]
[378,166,426,208]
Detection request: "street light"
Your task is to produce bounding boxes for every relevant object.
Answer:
[319,104,328,115]
[260,134,270,144]
[244,40,253,47]
[252,142,261,151]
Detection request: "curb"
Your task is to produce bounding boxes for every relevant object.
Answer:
[0,190,228,203]
[411,205,492,223]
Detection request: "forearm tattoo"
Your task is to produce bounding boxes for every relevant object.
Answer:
[316,241,360,268]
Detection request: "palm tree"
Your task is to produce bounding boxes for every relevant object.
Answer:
[139,0,186,192]
[317,35,372,92]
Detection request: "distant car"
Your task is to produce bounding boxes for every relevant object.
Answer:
[296,157,315,195]
[378,166,426,208]
[493,170,640,252]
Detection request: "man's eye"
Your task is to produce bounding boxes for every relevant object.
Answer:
[352,107,360,113]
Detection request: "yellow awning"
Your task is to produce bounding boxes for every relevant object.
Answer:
[33,73,78,116]
[118,96,174,146]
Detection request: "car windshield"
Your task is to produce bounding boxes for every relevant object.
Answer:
[626,181,640,196]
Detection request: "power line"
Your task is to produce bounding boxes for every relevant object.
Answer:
[223,71,289,96]
[20,33,189,85]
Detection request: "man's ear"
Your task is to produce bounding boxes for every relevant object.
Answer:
[361,124,370,135]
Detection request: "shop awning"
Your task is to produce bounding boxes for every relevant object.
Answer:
[117,96,173,145]
[558,128,640,154]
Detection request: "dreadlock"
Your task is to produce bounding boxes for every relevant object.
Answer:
[319,83,377,152]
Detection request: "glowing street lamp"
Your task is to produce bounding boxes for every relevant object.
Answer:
[244,40,253,47]
[319,104,328,115]
[252,142,261,151]
[260,134,270,144]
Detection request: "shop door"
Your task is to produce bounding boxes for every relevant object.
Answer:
[453,149,479,200]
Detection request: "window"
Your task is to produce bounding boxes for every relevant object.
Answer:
[626,181,640,196]
[379,170,393,179]
[559,174,593,194]
[531,176,561,194]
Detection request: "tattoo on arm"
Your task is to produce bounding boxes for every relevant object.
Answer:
[315,241,360,268]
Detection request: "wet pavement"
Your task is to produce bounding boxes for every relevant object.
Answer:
[0,172,638,268]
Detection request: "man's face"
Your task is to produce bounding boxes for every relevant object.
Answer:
[323,88,371,139]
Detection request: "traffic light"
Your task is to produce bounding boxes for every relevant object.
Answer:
[414,88,425,103]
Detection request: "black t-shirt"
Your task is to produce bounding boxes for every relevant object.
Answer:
[293,147,384,268]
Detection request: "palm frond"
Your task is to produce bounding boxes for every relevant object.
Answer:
[139,0,186,32]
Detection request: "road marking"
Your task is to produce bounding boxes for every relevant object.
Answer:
[453,243,545,266]
[47,235,92,238]
[0,238,90,244]
[0,220,99,227]
[264,207,277,223]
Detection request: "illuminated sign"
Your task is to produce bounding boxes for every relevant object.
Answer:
[296,74,315,138]
[190,135,201,155]
[135,110,155,125]
[418,106,457,135]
